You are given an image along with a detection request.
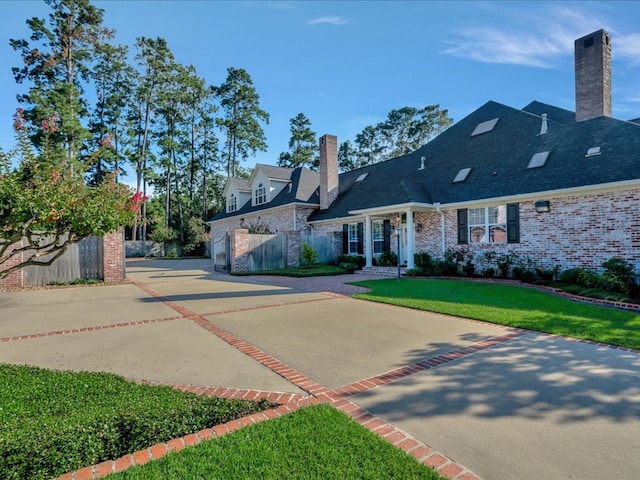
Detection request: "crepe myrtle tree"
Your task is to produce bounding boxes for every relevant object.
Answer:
[0,109,143,280]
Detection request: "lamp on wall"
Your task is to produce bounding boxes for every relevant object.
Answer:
[415,222,423,233]
[534,200,550,213]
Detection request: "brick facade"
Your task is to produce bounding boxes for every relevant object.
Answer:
[303,188,640,274]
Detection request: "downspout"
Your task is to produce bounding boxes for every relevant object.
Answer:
[292,208,297,231]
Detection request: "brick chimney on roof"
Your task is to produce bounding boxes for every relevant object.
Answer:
[319,134,338,210]
[575,29,612,122]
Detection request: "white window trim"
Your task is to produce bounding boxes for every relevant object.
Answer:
[372,220,384,254]
[348,223,359,255]
[228,193,237,213]
[255,183,267,205]
[468,206,507,244]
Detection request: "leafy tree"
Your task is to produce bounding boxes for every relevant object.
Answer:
[182,216,209,256]
[10,0,113,161]
[88,42,135,184]
[128,36,175,240]
[215,67,269,178]
[0,109,139,280]
[355,126,383,166]
[277,113,318,170]
[338,140,359,172]
[348,105,453,169]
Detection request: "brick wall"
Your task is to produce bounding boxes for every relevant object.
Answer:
[433,190,640,273]
[0,238,25,290]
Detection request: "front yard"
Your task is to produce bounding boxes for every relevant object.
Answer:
[353,278,640,350]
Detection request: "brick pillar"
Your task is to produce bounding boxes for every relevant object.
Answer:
[0,238,25,290]
[103,229,125,283]
[230,228,250,273]
[285,230,301,268]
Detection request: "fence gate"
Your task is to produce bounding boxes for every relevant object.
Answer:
[247,234,287,271]
[212,234,230,272]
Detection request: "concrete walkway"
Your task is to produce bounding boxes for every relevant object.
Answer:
[1,258,639,480]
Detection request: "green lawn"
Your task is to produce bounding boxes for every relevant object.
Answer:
[352,278,640,350]
[0,364,271,480]
[107,404,443,480]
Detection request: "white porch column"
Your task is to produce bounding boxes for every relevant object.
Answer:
[406,210,415,269]
[364,215,373,267]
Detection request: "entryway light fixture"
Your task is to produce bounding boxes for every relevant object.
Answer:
[534,200,550,213]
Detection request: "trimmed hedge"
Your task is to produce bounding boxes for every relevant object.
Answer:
[0,364,271,480]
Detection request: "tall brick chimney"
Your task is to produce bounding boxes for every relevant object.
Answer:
[319,134,338,210]
[574,29,611,122]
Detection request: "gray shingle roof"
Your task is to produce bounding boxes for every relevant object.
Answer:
[210,167,319,221]
[309,100,640,222]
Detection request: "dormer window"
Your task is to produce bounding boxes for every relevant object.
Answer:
[255,183,267,205]
[227,193,237,213]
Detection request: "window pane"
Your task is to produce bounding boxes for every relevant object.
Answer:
[468,208,485,225]
[489,225,507,242]
[470,226,486,243]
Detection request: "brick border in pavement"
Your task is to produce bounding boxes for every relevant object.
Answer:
[19,273,640,480]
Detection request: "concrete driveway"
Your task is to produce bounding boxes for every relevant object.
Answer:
[1,258,639,480]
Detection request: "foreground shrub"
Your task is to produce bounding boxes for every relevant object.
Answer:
[337,255,365,269]
[378,251,398,266]
[0,364,271,480]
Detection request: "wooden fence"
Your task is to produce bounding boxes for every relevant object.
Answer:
[24,236,104,286]
[300,233,336,264]
[247,234,287,271]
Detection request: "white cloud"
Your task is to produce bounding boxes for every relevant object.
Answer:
[307,16,348,26]
[615,33,640,64]
[440,4,617,68]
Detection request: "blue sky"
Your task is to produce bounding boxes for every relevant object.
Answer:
[2,0,640,184]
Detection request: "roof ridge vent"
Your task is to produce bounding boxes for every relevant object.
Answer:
[539,113,548,135]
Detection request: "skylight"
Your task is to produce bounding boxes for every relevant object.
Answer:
[585,147,601,157]
[356,172,368,182]
[471,118,499,136]
[453,167,472,183]
[527,151,550,169]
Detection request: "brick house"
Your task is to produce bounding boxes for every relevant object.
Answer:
[209,29,640,274]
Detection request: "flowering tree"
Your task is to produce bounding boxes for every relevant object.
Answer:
[0,109,142,280]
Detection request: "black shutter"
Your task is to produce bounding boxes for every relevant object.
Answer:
[383,220,391,253]
[357,222,364,254]
[457,209,468,244]
[342,224,348,254]
[507,203,520,243]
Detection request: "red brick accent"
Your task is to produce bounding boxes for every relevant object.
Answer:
[0,237,24,290]
[74,466,94,480]
[103,229,125,283]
